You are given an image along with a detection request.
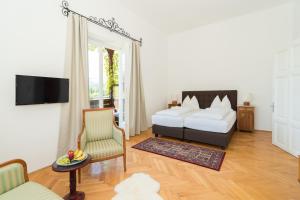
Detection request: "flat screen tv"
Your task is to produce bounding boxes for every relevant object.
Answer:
[16,75,69,105]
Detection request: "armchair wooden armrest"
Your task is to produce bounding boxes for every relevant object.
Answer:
[113,121,125,146]
[77,126,87,150]
[0,159,29,182]
[113,121,126,172]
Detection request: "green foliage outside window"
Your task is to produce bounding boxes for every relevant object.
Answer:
[88,44,119,99]
[88,43,97,51]
[104,51,119,97]
[89,86,99,99]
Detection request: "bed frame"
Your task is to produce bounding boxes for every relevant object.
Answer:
[153,90,237,149]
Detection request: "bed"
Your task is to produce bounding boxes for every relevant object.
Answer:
[182,90,237,149]
[184,111,236,133]
[152,90,237,149]
[152,108,196,140]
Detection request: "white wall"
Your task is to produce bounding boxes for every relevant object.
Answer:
[167,4,293,131]
[293,0,300,40]
[1,0,296,172]
[0,0,167,172]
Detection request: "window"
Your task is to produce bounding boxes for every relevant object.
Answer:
[88,39,127,128]
[88,43,102,101]
[88,42,122,116]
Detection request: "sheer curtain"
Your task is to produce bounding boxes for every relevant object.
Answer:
[57,14,89,157]
[128,42,148,137]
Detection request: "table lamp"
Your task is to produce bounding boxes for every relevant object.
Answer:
[244,93,253,106]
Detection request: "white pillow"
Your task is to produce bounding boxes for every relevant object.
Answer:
[190,96,200,110]
[182,96,191,108]
[221,95,232,110]
[210,95,222,108]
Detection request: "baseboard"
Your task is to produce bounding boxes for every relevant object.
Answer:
[29,165,51,176]
[254,130,272,133]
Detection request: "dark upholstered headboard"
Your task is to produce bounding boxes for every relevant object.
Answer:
[182,90,238,111]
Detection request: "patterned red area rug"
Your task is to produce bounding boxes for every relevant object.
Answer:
[132,138,225,171]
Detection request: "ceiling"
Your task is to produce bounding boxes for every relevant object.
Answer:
[120,0,290,34]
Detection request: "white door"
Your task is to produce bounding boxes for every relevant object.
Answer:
[289,41,300,156]
[118,44,131,132]
[273,40,300,156]
[273,49,290,152]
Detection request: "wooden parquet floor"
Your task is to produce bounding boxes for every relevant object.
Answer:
[29,129,300,200]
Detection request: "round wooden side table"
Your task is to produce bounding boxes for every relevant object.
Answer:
[52,154,91,200]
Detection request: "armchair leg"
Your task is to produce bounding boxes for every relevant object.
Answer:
[78,168,81,184]
[123,154,126,172]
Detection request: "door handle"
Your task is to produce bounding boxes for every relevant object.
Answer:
[271,103,275,112]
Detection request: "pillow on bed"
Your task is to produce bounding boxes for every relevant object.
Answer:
[210,95,222,108]
[190,96,200,110]
[221,95,232,110]
[182,96,191,108]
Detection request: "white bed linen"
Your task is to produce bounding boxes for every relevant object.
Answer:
[155,107,193,117]
[184,111,236,133]
[192,108,231,120]
[152,112,194,128]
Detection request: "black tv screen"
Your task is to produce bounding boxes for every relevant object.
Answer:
[16,75,69,105]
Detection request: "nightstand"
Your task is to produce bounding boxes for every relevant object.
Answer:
[237,106,255,132]
[168,103,181,109]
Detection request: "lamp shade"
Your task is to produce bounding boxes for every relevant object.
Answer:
[244,93,253,102]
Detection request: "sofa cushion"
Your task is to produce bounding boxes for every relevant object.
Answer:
[0,163,25,195]
[0,182,62,200]
[84,139,123,160]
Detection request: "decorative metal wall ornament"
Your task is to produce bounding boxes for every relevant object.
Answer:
[61,0,142,45]
[89,17,131,38]
[61,0,69,17]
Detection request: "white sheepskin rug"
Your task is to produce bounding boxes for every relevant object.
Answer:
[112,173,163,200]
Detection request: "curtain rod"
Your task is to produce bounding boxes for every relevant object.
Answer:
[61,0,142,46]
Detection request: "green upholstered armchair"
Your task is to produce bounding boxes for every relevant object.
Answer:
[0,159,62,200]
[77,108,126,183]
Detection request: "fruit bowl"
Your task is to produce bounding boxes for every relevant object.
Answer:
[56,150,88,166]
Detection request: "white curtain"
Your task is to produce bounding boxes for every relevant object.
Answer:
[128,42,148,136]
[57,14,89,157]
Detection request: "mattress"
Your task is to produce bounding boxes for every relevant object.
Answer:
[152,112,193,128]
[184,111,236,133]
